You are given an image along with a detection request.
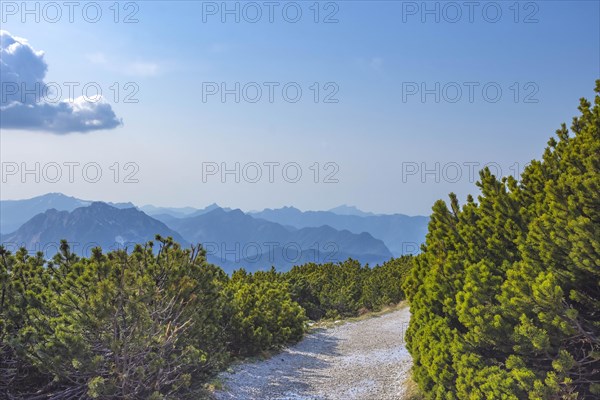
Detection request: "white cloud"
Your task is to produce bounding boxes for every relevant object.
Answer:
[86,52,159,77]
[1,31,122,134]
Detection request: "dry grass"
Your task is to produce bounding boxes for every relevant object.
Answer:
[309,301,409,331]
[403,375,424,399]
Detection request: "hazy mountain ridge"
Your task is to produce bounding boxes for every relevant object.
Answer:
[250,206,428,257]
[1,202,187,256]
[328,204,376,217]
[1,194,427,270]
[0,193,134,234]
[161,207,393,272]
[141,203,231,219]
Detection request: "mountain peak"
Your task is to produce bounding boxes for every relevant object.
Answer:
[42,192,69,198]
[328,205,374,217]
[255,206,301,214]
[2,202,188,257]
[90,201,113,207]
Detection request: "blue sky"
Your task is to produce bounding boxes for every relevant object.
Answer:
[1,1,599,215]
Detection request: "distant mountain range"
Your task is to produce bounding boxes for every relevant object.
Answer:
[0,193,134,234]
[1,202,186,256]
[159,208,392,272]
[250,207,428,257]
[138,203,231,219]
[327,204,377,217]
[0,193,428,272]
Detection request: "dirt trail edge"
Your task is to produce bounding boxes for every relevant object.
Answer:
[213,306,412,400]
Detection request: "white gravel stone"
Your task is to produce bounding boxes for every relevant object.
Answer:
[213,307,412,400]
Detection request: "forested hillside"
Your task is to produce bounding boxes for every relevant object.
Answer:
[0,236,411,399]
[403,82,600,398]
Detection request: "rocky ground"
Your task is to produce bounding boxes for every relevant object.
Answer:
[213,306,412,400]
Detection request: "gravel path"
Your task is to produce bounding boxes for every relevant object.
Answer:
[213,306,412,400]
